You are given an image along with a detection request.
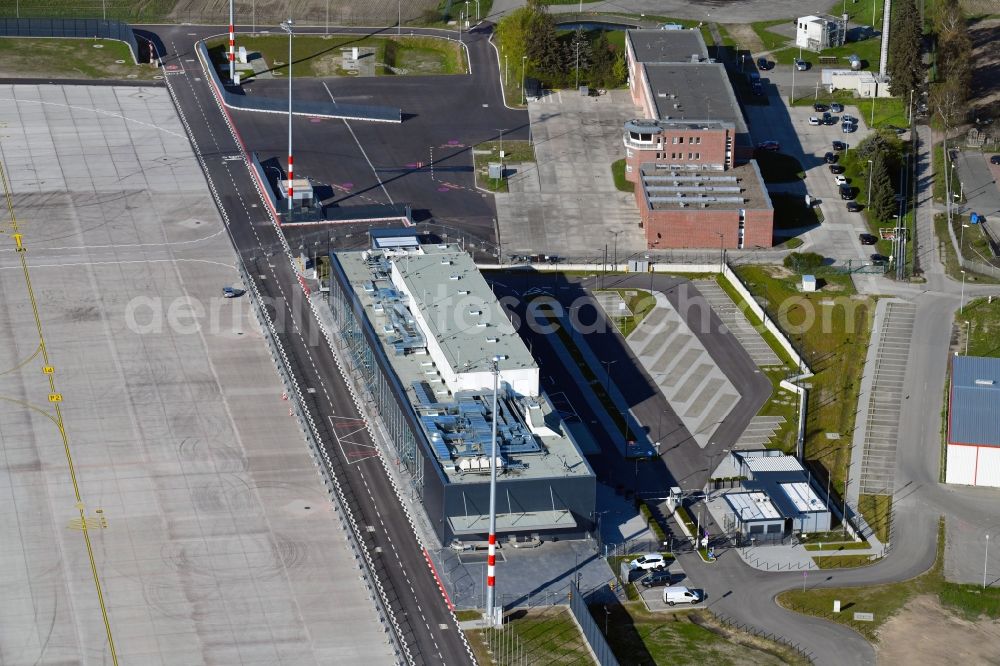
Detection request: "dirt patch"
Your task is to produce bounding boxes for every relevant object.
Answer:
[725,23,765,54]
[877,595,1000,664]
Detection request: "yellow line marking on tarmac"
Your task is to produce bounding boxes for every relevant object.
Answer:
[0,159,119,665]
[0,342,42,377]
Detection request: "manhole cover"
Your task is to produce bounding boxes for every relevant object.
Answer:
[127,74,137,78]
[154,75,164,79]
[115,59,125,64]
[93,44,104,49]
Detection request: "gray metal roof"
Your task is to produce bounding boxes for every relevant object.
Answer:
[643,63,748,134]
[950,356,1000,446]
[627,29,709,64]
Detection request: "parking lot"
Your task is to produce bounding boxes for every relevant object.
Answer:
[745,94,877,261]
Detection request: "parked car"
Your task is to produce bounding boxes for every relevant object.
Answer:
[991,155,1000,165]
[842,114,858,124]
[832,140,847,151]
[859,233,878,244]
[630,553,668,571]
[842,122,857,134]
[813,102,828,112]
[848,201,864,212]
[831,102,844,113]
[834,175,848,186]
[222,286,244,298]
[757,57,773,70]
[823,113,836,126]
[757,140,781,151]
[795,59,809,71]
[808,116,821,126]
[829,164,846,174]
[871,254,890,265]
[840,185,855,200]
[824,152,838,164]
[640,570,674,588]
[663,586,703,606]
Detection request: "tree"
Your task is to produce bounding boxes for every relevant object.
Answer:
[569,28,593,86]
[868,153,896,222]
[929,76,968,127]
[525,11,561,76]
[610,51,628,87]
[783,252,824,272]
[887,0,923,99]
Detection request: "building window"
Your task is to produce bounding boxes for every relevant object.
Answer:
[626,148,633,157]
[695,137,701,144]
[695,153,700,159]
[672,136,679,144]
[688,152,693,159]
[625,164,632,173]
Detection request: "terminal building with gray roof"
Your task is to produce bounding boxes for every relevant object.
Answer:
[946,356,1000,487]
[328,240,595,545]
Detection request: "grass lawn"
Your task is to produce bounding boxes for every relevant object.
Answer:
[812,553,881,568]
[779,520,1000,641]
[0,37,158,80]
[454,609,482,621]
[751,19,792,53]
[932,143,964,203]
[834,141,905,259]
[803,539,871,551]
[611,159,634,193]
[858,493,892,543]
[754,151,806,183]
[596,289,656,337]
[956,297,1000,357]
[734,266,874,504]
[600,604,807,665]
[933,214,1000,283]
[0,0,173,21]
[790,92,909,129]
[473,140,535,193]
[206,34,465,79]
[465,607,591,664]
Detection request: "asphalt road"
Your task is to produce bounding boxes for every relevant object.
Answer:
[146,23,473,665]
[187,23,527,245]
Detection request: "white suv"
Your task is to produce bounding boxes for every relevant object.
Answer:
[629,553,668,571]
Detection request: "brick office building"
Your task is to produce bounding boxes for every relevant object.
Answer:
[622,30,774,249]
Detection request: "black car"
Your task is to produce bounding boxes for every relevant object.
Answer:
[831,103,844,113]
[830,164,846,174]
[859,233,877,244]
[823,112,835,125]
[840,185,855,200]
[842,114,858,124]
[847,201,863,212]
[824,152,838,164]
[813,102,828,112]
[832,141,847,151]
[757,57,773,70]
[871,254,890,265]
[640,570,674,588]
[991,155,1000,165]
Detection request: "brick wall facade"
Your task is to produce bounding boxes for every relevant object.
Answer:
[638,200,774,249]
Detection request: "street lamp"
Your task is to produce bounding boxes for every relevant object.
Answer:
[867,159,874,208]
[610,230,623,269]
[961,270,967,314]
[961,222,970,253]
[985,534,991,590]
[521,55,527,105]
[280,19,295,213]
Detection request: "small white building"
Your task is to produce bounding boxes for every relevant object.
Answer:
[946,356,1000,487]
[796,15,847,51]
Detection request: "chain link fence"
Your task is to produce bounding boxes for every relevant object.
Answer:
[0,17,139,61]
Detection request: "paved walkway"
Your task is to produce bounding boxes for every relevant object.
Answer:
[694,280,783,367]
[625,291,739,447]
[848,298,917,504]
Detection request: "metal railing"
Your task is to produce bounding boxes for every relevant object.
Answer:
[568,582,621,666]
[711,612,816,663]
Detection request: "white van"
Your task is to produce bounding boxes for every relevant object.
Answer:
[662,586,702,606]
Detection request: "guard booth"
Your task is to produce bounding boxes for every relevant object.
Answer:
[278,178,315,209]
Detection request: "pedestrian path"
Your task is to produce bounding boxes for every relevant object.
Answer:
[849,299,916,501]
[621,291,739,447]
[694,280,783,367]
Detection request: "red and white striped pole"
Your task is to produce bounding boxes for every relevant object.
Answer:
[281,19,295,213]
[485,356,502,624]
[228,0,235,83]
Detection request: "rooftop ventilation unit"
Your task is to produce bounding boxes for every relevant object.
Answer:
[975,379,996,386]
[449,274,461,281]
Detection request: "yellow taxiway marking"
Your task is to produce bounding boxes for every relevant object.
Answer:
[0,159,118,665]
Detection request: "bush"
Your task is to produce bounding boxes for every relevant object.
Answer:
[784,251,824,272]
